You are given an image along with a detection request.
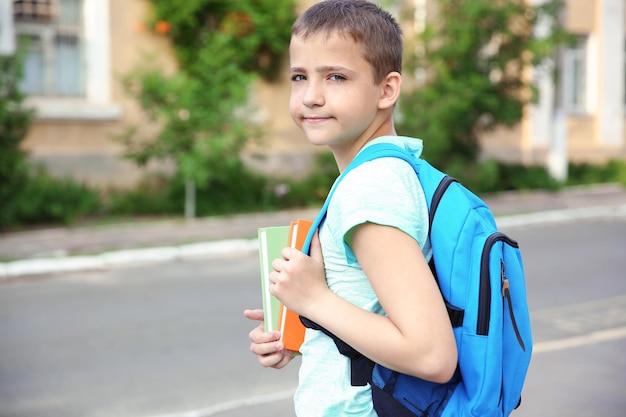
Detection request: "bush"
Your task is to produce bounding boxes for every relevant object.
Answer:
[0,50,34,229]
[11,166,99,227]
[274,151,338,208]
[103,173,179,216]
[439,159,560,195]
[5,151,625,230]
[189,163,278,216]
[567,159,626,186]
[103,160,293,218]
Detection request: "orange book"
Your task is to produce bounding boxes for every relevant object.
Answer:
[278,218,313,353]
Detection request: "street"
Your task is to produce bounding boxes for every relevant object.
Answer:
[0,215,625,417]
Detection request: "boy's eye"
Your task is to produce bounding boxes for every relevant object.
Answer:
[291,74,306,82]
[329,74,346,81]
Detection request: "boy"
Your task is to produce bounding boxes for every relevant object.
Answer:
[244,1,457,415]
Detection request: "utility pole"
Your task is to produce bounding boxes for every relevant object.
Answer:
[546,2,568,182]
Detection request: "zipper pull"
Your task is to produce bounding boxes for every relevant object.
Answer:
[501,260,509,298]
[501,258,526,351]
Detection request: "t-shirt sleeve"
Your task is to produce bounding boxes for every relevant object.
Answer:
[329,157,430,264]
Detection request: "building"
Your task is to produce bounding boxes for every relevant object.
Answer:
[482,0,625,180]
[1,0,624,188]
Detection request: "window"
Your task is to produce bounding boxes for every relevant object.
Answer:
[561,36,587,114]
[13,0,57,21]
[12,0,120,120]
[15,0,84,97]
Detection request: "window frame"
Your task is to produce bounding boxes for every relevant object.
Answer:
[14,0,121,121]
[561,35,588,115]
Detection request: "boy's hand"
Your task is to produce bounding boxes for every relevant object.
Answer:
[269,232,327,318]
[243,309,294,369]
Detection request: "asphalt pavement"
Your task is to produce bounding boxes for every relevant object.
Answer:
[1,183,626,279]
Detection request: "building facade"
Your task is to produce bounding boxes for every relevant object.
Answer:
[1,0,624,187]
[481,0,625,180]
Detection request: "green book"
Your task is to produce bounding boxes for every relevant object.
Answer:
[258,225,291,332]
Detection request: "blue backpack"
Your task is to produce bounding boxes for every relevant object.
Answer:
[301,142,532,417]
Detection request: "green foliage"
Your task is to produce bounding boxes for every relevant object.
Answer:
[398,0,571,171]
[103,152,338,218]
[0,51,34,228]
[484,161,560,192]
[12,166,99,226]
[118,0,296,209]
[271,151,339,208]
[118,57,255,188]
[187,164,275,215]
[239,151,343,212]
[567,160,626,186]
[439,159,560,195]
[103,173,179,216]
[450,158,626,197]
[147,0,295,81]
[0,49,102,230]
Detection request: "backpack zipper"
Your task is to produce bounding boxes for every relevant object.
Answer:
[477,232,519,336]
[501,259,527,351]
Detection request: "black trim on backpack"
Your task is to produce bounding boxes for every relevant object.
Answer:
[428,176,457,233]
[299,315,374,386]
[428,175,465,329]
[477,232,520,337]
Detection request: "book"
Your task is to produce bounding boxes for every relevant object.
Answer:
[258,225,291,334]
[257,219,313,353]
[278,219,313,352]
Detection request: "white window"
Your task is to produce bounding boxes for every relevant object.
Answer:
[15,0,84,96]
[561,36,587,114]
[13,0,120,120]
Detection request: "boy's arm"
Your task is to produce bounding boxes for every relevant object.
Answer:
[351,222,457,381]
[275,224,457,383]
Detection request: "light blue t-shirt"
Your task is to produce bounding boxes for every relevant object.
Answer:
[294,136,432,417]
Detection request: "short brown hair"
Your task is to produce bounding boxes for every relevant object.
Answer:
[291,0,403,83]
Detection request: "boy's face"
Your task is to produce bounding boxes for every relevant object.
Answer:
[289,32,386,150]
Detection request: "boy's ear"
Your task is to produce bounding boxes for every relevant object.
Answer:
[378,71,402,110]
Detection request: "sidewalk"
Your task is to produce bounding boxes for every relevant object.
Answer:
[2,183,626,278]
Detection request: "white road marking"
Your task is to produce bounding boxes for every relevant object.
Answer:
[150,322,626,417]
[533,326,626,354]
[147,388,296,417]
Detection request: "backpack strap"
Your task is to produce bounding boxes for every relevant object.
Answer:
[300,143,412,253]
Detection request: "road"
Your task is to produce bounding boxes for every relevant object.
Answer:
[0,216,625,417]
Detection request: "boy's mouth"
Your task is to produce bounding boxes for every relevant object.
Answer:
[303,116,331,124]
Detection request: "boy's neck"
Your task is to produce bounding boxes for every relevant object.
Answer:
[331,116,397,173]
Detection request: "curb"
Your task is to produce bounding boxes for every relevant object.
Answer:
[2,204,626,280]
[0,239,259,279]
[495,204,626,228]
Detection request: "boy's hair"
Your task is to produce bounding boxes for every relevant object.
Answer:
[292,0,403,84]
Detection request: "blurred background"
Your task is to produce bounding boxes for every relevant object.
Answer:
[0,0,624,230]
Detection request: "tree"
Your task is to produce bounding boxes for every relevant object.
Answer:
[397,0,571,175]
[0,50,34,228]
[118,0,295,217]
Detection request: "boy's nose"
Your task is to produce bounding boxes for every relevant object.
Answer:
[303,83,324,108]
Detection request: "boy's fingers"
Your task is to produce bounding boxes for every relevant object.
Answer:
[258,350,290,368]
[249,330,284,357]
[248,322,281,344]
[270,351,294,369]
[243,309,264,321]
